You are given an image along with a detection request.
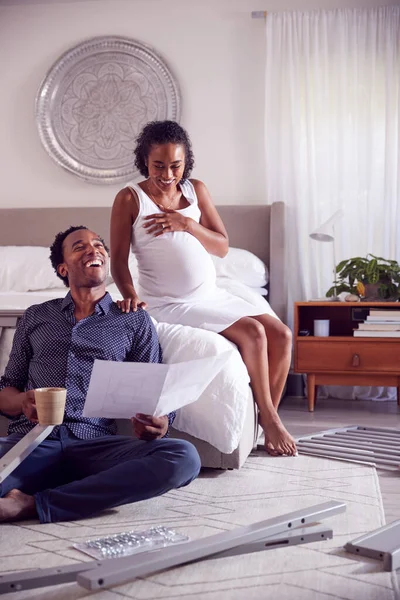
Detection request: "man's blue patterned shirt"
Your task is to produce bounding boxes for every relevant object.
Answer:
[0,292,175,438]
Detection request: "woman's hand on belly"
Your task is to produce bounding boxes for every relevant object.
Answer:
[143,211,191,236]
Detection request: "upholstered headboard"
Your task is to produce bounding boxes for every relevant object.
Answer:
[0,203,287,320]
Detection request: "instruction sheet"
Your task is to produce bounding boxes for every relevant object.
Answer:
[83,351,232,419]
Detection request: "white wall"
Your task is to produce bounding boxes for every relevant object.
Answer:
[0,0,396,208]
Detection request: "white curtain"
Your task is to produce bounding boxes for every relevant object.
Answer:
[265,6,400,400]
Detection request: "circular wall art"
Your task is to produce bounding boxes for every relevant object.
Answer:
[36,36,181,184]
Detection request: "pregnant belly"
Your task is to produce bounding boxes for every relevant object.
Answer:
[137,233,216,299]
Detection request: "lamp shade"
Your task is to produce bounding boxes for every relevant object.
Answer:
[309,209,344,242]
[310,230,334,242]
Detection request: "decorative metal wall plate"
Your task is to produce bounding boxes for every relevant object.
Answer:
[36,36,181,184]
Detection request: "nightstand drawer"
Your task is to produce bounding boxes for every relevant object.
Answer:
[297,340,400,373]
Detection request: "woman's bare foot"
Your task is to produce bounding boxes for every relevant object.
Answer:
[260,416,297,456]
[264,437,279,456]
[0,489,37,522]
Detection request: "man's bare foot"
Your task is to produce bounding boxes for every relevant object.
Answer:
[260,418,297,456]
[0,489,37,522]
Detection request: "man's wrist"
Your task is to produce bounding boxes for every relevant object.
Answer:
[0,386,26,417]
[162,412,175,438]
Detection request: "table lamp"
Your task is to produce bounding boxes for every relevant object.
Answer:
[309,209,344,300]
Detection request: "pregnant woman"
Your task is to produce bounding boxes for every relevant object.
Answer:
[110,120,296,456]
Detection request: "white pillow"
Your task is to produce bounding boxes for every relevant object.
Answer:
[105,282,123,299]
[211,247,268,288]
[0,247,61,292]
[105,252,138,287]
[249,286,268,296]
[216,279,272,313]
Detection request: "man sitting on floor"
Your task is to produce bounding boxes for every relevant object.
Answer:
[0,226,200,523]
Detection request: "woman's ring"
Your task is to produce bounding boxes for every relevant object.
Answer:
[161,224,165,230]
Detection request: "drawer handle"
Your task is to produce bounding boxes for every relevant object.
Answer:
[352,354,360,367]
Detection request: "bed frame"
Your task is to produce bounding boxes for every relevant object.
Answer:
[0,203,286,469]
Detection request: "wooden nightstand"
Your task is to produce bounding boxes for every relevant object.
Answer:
[294,301,400,411]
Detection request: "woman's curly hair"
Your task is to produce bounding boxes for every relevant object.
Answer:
[134,120,195,180]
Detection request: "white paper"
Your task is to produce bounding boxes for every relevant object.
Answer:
[83,351,232,419]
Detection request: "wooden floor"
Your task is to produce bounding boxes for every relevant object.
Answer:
[280,396,400,524]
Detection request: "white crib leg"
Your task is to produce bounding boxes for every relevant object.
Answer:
[0,425,54,483]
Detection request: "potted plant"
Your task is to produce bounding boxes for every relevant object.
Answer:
[326,254,400,301]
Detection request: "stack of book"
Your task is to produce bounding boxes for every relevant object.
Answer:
[354,308,400,337]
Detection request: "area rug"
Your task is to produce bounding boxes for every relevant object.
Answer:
[0,452,398,600]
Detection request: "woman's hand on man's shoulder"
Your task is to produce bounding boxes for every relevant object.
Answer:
[116,293,147,313]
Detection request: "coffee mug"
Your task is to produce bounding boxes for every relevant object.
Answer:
[34,387,67,425]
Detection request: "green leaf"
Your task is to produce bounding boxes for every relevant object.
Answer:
[335,259,350,273]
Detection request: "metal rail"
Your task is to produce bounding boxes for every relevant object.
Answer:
[0,501,345,594]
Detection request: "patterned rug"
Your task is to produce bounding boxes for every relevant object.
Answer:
[0,452,397,600]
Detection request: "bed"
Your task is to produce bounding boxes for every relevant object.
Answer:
[0,203,287,469]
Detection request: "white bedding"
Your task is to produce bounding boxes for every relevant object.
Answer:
[156,323,250,452]
[0,281,270,453]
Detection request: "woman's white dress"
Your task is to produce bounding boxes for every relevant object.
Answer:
[130,180,278,333]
